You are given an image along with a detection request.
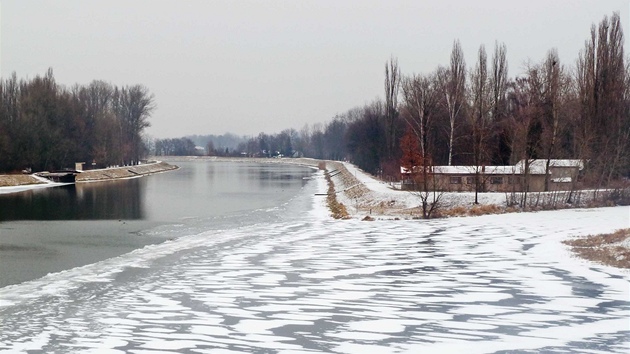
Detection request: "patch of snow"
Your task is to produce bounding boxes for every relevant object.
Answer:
[551,177,572,183]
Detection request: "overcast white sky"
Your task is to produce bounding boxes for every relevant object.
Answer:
[1,0,629,139]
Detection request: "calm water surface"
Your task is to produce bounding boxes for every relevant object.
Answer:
[0,160,314,288]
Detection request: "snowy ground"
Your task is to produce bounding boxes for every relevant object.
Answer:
[0,171,629,353]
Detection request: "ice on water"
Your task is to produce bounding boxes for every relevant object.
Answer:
[0,171,629,353]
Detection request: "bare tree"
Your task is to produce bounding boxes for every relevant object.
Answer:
[540,49,564,191]
[400,127,444,218]
[505,75,544,208]
[489,41,510,164]
[76,80,115,166]
[491,41,509,122]
[468,45,493,204]
[346,101,386,175]
[576,12,627,187]
[437,40,467,166]
[119,85,155,165]
[401,72,440,159]
[413,171,445,219]
[384,56,401,160]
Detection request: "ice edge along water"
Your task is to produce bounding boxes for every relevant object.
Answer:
[0,170,629,353]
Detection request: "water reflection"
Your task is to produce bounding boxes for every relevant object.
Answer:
[0,179,144,221]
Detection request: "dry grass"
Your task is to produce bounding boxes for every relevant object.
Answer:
[469,204,503,216]
[563,228,630,269]
[324,169,350,219]
[438,204,506,218]
[442,205,469,217]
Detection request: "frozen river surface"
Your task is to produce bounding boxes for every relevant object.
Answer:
[1,171,629,353]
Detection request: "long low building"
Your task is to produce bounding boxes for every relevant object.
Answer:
[401,159,584,192]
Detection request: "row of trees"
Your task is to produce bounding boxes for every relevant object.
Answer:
[185,133,245,152]
[229,12,629,190]
[153,137,197,156]
[0,69,154,172]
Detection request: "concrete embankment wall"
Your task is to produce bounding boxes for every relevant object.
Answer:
[76,161,178,182]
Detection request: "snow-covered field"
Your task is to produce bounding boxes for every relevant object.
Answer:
[0,171,628,353]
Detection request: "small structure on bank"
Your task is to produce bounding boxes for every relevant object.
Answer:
[401,159,584,192]
[36,171,78,183]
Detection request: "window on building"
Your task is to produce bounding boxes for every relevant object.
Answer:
[450,177,462,184]
[466,176,475,184]
[490,176,503,184]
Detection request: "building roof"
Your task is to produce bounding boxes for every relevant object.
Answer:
[401,159,584,176]
[514,159,584,174]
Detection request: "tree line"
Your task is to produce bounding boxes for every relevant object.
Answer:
[0,69,154,172]
[152,133,247,157]
[224,12,629,189]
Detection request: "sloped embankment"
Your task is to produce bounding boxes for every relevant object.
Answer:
[0,174,45,187]
[326,161,371,201]
[76,161,178,182]
[324,161,376,218]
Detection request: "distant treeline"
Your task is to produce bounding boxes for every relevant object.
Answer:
[167,12,628,189]
[152,133,248,156]
[0,69,154,172]
[185,133,246,152]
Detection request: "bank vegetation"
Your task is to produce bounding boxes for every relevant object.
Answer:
[0,69,154,173]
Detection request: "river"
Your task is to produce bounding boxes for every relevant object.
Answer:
[0,159,316,288]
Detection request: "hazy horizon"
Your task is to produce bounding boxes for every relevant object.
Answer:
[1,0,628,139]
